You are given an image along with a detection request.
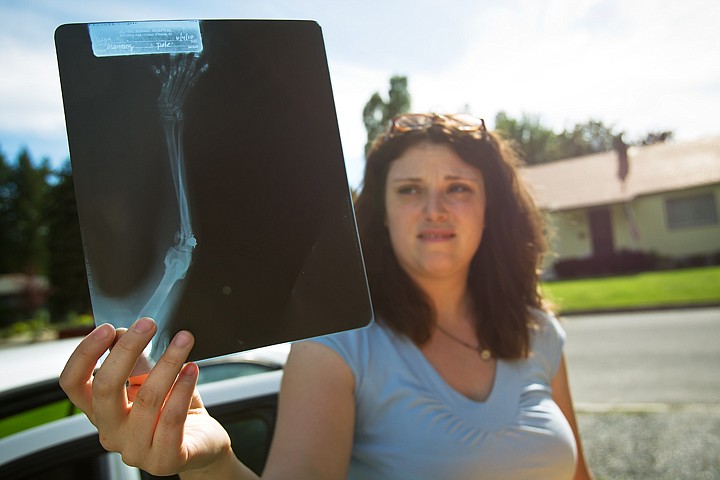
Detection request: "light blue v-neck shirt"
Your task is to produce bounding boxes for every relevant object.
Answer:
[310,309,577,480]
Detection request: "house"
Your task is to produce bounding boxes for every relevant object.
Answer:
[0,273,50,326]
[520,136,720,276]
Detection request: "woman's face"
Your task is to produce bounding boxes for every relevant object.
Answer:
[384,142,486,284]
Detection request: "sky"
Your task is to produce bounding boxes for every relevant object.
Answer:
[1,0,719,188]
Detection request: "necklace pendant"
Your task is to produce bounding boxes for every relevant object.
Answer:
[436,324,493,360]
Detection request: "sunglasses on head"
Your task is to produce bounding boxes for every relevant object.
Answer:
[384,113,487,140]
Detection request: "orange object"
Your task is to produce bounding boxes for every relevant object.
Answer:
[127,373,149,387]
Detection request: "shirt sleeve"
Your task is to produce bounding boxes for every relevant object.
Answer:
[305,326,372,390]
[530,308,566,379]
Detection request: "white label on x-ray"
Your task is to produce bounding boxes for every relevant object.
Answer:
[89,20,203,57]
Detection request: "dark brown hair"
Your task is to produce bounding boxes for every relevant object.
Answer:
[355,118,546,359]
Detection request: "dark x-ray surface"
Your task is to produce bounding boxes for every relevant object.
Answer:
[55,20,373,363]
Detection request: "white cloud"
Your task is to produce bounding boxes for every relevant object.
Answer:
[400,0,720,142]
[0,37,64,133]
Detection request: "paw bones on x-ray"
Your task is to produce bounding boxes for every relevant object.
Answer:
[144,54,208,357]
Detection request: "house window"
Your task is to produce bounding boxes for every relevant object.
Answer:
[665,193,718,229]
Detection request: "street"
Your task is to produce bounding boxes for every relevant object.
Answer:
[561,306,720,405]
[561,307,720,479]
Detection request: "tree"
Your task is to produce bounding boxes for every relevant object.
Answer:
[362,75,411,154]
[45,161,91,317]
[638,130,673,145]
[0,149,14,272]
[556,120,617,159]
[0,149,51,274]
[494,112,621,164]
[494,111,560,165]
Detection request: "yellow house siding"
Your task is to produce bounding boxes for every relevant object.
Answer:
[544,209,591,263]
[634,185,720,257]
[542,209,592,272]
[543,184,720,264]
[633,195,670,253]
[610,203,638,251]
[547,205,636,262]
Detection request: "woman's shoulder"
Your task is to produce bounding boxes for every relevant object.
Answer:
[310,320,389,350]
[305,321,397,377]
[528,306,566,340]
[527,306,566,376]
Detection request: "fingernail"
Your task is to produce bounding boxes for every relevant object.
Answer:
[133,317,154,333]
[91,324,112,340]
[181,362,199,380]
[172,330,193,348]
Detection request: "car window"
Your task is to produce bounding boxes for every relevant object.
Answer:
[223,405,277,475]
[2,393,279,480]
[0,379,79,439]
[142,397,278,479]
[0,399,78,439]
[197,362,277,384]
[0,433,109,480]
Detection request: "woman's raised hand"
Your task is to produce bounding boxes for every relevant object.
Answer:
[59,317,235,477]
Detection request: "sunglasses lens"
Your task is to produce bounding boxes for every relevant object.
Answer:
[393,114,433,132]
[447,114,485,131]
[387,113,486,137]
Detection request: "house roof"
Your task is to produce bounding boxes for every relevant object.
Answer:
[520,136,720,211]
[0,274,49,296]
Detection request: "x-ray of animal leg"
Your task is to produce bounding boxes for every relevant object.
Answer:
[143,54,208,358]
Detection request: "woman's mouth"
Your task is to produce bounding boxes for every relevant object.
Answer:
[417,229,455,241]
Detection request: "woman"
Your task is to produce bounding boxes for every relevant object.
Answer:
[60,113,593,479]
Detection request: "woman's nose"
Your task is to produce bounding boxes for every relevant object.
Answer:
[424,191,448,221]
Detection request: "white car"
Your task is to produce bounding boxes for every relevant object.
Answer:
[0,340,289,480]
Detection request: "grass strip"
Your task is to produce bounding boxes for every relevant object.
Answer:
[542,266,720,313]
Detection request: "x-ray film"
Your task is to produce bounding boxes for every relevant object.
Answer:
[55,20,373,365]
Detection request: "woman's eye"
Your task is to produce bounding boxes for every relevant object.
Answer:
[448,183,472,194]
[397,185,421,195]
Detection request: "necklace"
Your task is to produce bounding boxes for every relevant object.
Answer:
[435,324,492,360]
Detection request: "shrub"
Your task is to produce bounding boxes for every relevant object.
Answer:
[553,250,659,279]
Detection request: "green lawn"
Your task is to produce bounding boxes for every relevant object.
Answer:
[542,266,720,314]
